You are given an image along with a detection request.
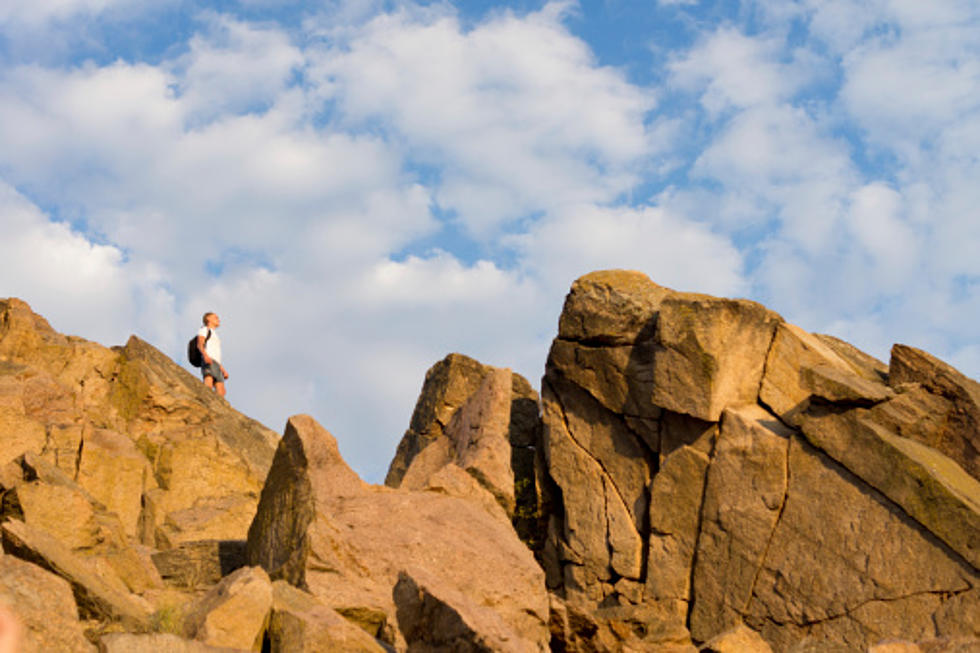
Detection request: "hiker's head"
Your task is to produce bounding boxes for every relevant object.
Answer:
[202,312,220,327]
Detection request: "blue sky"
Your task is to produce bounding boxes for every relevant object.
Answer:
[1,0,978,482]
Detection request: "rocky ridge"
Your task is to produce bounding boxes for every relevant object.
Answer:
[0,271,976,652]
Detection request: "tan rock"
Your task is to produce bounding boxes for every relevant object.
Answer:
[798,407,980,570]
[547,339,659,423]
[182,566,272,651]
[400,367,519,517]
[888,344,980,481]
[40,423,84,476]
[689,406,791,641]
[155,494,259,549]
[760,322,893,424]
[446,366,516,513]
[814,333,889,383]
[0,375,46,465]
[1,298,278,565]
[651,292,782,422]
[0,553,94,653]
[557,270,670,345]
[868,642,922,653]
[268,580,386,653]
[729,435,977,651]
[394,567,542,652]
[98,632,237,652]
[405,459,511,524]
[75,427,156,538]
[541,374,652,597]
[1,519,152,628]
[701,623,772,653]
[247,414,550,650]
[644,444,710,641]
[385,353,491,487]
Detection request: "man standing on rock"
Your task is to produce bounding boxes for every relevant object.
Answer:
[198,312,229,397]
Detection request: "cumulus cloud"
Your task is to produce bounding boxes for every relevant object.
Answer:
[310,2,655,235]
[516,203,745,299]
[0,182,176,345]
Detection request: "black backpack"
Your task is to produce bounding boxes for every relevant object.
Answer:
[187,329,212,368]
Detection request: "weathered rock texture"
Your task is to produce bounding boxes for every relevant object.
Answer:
[3,276,980,653]
[385,353,549,550]
[0,297,277,650]
[0,298,277,549]
[247,414,551,651]
[538,271,980,652]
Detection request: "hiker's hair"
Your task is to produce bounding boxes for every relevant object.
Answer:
[202,312,216,325]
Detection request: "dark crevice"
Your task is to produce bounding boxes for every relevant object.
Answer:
[743,432,792,613]
[760,586,975,629]
[546,376,645,585]
[684,425,720,636]
[755,321,781,402]
[74,430,84,481]
[547,375,642,532]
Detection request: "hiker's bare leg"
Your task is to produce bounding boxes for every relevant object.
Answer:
[204,376,215,391]
[215,381,226,398]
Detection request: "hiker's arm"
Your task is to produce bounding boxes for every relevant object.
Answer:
[220,365,229,380]
[197,335,211,364]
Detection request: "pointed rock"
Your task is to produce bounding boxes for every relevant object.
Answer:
[247,414,550,650]
[798,405,980,570]
[385,354,491,487]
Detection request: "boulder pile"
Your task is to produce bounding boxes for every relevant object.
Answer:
[0,271,977,652]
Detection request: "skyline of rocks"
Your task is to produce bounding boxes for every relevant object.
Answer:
[0,270,977,651]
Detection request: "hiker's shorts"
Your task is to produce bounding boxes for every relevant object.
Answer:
[202,360,223,382]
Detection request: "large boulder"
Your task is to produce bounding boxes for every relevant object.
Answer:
[181,566,272,651]
[385,353,492,487]
[537,271,980,651]
[1,519,153,628]
[247,414,550,650]
[267,580,386,653]
[651,291,781,422]
[394,567,535,652]
[0,553,94,653]
[0,453,163,597]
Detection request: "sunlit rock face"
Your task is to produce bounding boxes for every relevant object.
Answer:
[534,271,979,652]
[0,277,977,653]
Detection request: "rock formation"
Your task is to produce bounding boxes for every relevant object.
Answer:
[0,271,978,652]
[536,271,979,652]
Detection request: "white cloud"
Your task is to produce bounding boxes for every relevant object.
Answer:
[173,13,305,123]
[516,203,745,299]
[669,27,814,115]
[0,182,174,345]
[0,0,132,25]
[310,2,655,235]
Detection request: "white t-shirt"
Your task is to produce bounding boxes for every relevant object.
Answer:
[197,326,222,363]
